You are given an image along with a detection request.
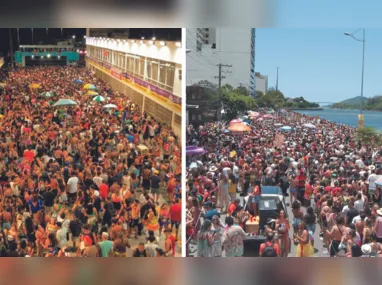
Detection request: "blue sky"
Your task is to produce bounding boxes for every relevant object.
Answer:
[255,28,382,103]
[273,1,382,28]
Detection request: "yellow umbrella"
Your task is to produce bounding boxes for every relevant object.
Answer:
[29,83,41,89]
[228,123,251,132]
[86,90,99,96]
[83,83,97,90]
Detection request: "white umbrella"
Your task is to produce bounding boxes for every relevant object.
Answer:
[53,99,77,107]
[303,123,316,129]
[103,104,117,109]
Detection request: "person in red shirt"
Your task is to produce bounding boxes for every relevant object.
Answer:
[227,198,240,216]
[170,198,181,241]
[99,179,109,200]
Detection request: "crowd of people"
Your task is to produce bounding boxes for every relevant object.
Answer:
[0,65,182,257]
[186,110,382,257]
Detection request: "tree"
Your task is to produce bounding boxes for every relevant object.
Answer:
[356,127,382,148]
[236,86,249,96]
[255,90,264,99]
[221,87,257,120]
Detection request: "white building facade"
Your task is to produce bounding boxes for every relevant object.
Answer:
[85,37,182,137]
[255,73,268,95]
[186,28,254,90]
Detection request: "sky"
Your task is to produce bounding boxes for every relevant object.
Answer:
[255,28,382,103]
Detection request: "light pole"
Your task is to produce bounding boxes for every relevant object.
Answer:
[344,28,365,128]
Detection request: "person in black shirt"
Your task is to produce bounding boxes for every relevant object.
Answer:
[43,188,56,214]
[346,201,359,226]
[133,243,148,257]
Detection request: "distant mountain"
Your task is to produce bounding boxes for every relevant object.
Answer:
[337,96,368,105]
[331,96,369,109]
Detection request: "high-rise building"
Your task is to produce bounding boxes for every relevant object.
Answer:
[187,28,253,89]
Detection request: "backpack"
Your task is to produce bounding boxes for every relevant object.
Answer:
[261,242,277,257]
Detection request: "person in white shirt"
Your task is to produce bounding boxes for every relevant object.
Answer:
[67,172,79,202]
[369,169,377,193]
[56,221,68,249]
[354,193,365,212]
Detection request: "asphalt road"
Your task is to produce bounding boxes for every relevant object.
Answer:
[189,192,329,257]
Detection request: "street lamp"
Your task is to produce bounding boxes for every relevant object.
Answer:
[344,28,365,127]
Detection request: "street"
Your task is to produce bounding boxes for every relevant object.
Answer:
[189,191,328,257]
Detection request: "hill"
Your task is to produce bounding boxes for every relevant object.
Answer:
[331,96,369,109]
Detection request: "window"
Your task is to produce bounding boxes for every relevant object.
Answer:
[198,114,202,121]
[191,114,196,121]
[191,93,196,99]
[166,66,175,90]
[179,69,182,80]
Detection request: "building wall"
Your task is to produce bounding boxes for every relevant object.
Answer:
[85,37,182,138]
[187,28,252,88]
[255,74,268,94]
[86,37,182,98]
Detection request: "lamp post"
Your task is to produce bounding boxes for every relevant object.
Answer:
[344,28,365,128]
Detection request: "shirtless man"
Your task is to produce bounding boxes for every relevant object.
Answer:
[326,215,345,257]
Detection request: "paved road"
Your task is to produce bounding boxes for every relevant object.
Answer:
[189,192,328,257]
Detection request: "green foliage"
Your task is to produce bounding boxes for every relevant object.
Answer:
[221,86,257,120]
[190,80,318,120]
[356,127,382,148]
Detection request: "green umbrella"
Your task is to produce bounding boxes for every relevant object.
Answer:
[93,95,106,102]
[53,99,78,107]
[40,91,54,98]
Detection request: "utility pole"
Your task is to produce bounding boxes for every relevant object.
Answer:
[215,63,232,120]
[276,66,280,91]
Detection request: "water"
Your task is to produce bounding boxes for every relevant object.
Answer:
[296,108,382,130]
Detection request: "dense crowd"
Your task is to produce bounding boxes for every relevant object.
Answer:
[186,110,382,257]
[0,65,182,257]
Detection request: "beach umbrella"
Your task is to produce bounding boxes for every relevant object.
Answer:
[103,104,117,109]
[280,126,292,131]
[53,99,77,107]
[228,123,251,132]
[375,179,382,186]
[186,146,207,156]
[40,91,54,98]
[93,95,106,102]
[29,83,41,89]
[86,90,99,96]
[83,83,97,90]
[230,119,243,124]
[275,123,283,127]
[74,79,83,84]
[303,123,316,129]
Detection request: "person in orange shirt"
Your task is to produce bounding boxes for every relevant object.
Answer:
[130,200,141,239]
[167,173,176,202]
[227,198,241,216]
